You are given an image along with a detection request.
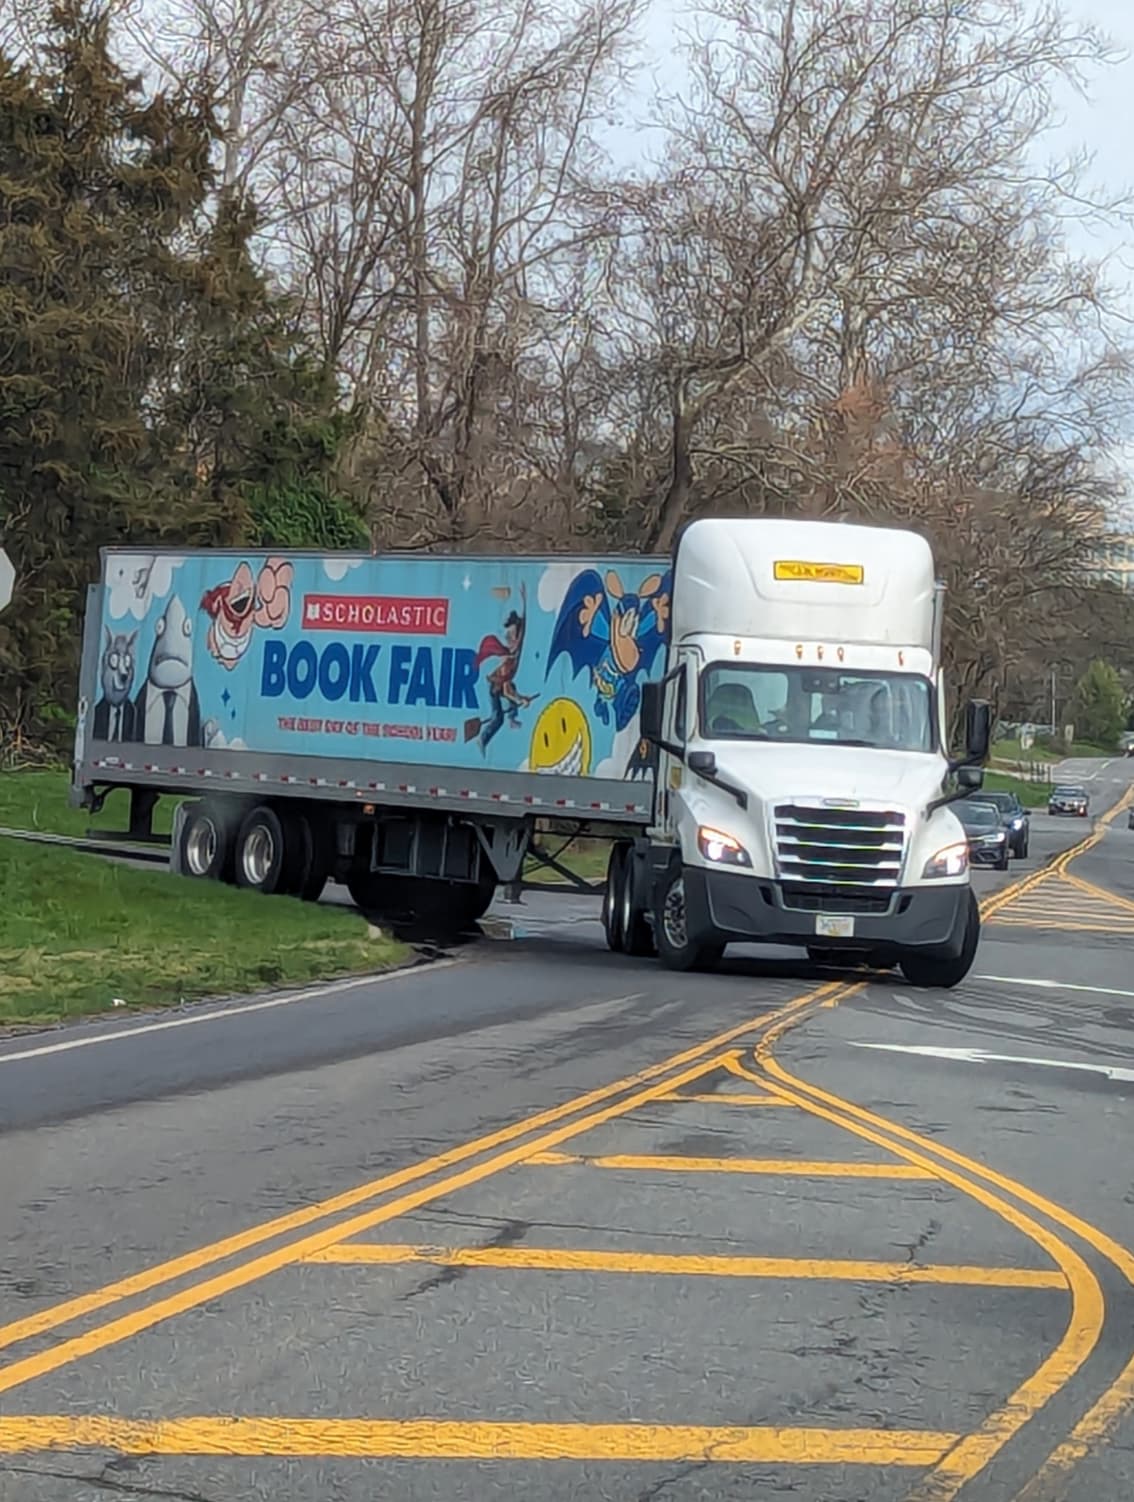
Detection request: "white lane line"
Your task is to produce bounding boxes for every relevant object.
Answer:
[848,1041,1134,1084]
[974,974,1134,1000]
[0,960,461,1066]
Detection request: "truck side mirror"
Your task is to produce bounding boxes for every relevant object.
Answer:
[640,681,662,744]
[964,700,991,764]
[956,765,983,791]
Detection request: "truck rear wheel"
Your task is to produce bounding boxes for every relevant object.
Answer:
[292,812,332,903]
[655,867,722,973]
[179,802,234,882]
[234,805,302,896]
[348,873,495,931]
[898,889,980,989]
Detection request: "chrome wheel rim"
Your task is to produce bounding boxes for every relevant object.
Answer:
[243,825,275,886]
[185,818,217,877]
[662,877,687,951]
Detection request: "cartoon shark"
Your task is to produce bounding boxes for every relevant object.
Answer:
[132,594,203,747]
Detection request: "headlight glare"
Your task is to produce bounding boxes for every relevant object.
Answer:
[922,841,969,879]
[698,825,751,867]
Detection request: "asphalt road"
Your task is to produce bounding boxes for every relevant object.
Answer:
[2,759,1134,1501]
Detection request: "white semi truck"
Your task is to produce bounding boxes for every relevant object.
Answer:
[71,517,989,986]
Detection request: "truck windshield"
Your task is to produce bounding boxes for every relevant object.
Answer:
[699,664,935,753]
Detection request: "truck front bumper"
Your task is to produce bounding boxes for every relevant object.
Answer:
[682,868,970,958]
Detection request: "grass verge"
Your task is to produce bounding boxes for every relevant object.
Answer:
[0,768,173,839]
[982,770,1054,808]
[0,836,407,1027]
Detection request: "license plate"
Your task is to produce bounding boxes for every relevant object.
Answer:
[815,914,855,938]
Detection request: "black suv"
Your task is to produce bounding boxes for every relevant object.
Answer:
[956,799,1011,869]
[966,789,1030,858]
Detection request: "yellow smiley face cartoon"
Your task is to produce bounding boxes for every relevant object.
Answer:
[529,698,592,777]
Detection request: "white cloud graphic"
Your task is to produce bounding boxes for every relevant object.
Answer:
[105,554,185,621]
[537,562,585,614]
[205,728,247,751]
[323,558,364,582]
[595,719,643,780]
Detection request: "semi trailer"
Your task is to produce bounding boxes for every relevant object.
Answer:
[71,517,990,986]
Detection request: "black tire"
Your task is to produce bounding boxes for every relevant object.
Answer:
[603,846,626,953]
[621,847,656,957]
[997,851,1010,870]
[899,889,980,989]
[347,873,493,931]
[234,804,301,896]
[655,865,722,972]
[178,801,234,882]
[293,812,332,903]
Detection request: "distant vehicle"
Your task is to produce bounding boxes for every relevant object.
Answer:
[966,789,1029,858]
[1048,784,1089,817]
[955,800,1010,869]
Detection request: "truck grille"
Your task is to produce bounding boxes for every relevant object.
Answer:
[780,883,894,915]
[773,803,906,888]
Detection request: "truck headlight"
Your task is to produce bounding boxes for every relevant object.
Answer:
[698,826,751,867]
[922,842,969,879]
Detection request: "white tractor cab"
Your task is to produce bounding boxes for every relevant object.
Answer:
[625,517,990,987]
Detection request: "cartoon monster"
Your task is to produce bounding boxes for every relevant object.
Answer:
[546,568,672,732]
[92,627,138,742]
[464,583,539,754]
[529,698,592,777]
[200,557,293,670]
[131,594,204,747]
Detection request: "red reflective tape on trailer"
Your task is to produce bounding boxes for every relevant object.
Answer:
[428,787,439,797]
[556,799,567,807]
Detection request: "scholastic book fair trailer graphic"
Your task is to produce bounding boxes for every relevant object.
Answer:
[89,552,673,784]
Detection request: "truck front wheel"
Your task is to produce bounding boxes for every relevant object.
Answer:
[654,867,722,973]
[898,889,980,989]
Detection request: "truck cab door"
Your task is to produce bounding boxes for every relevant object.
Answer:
[644,652,695,839]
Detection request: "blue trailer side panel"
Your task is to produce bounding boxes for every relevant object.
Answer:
[84,551,671,788]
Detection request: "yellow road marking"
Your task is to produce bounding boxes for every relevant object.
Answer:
[304,1241,1067,1289]
[0,980,842,1362]
[0,1416,959,1465]
[528,1150,935,1178]
[735,1054,1105,1502]
[657,1091,788,1104]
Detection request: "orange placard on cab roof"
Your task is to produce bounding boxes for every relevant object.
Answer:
[773,560,864,585]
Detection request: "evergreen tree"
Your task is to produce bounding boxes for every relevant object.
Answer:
[0,1,216,747]
[164,191,368,553]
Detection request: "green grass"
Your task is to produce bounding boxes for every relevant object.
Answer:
[982,770,1054,807]
[0,768,173,839]
[992,735,1115,763]
[0,836,407,1026]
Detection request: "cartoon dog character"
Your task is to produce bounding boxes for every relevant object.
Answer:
[92,627,138,741]
[200,558,293,669]
[132,594,203,747]
[547,568,672,731]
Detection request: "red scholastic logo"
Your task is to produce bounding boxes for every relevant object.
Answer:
[303,595,450,634]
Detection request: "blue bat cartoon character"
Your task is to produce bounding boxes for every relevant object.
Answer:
[547,568,672,731]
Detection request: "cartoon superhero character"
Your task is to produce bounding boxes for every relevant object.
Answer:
[200,558,293,669]
[464,583,538,754]
[547,568,671,731]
